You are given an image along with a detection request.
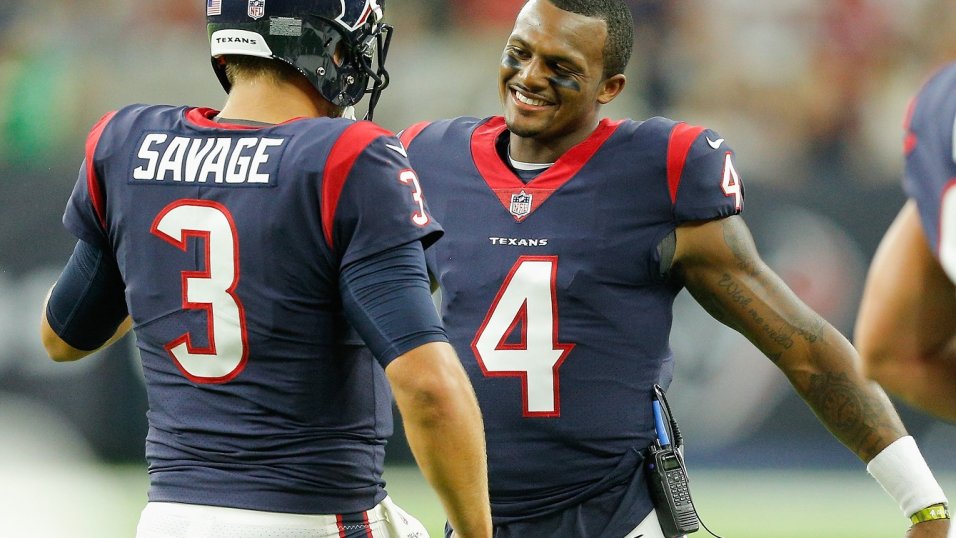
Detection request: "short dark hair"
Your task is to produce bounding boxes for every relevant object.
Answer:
[221,55,302,87]
[546,0,634,78]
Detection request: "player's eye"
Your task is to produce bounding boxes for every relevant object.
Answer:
[552,62,579,77]
[507,46,530,60]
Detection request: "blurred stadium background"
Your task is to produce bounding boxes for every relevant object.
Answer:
[2,0,956,536]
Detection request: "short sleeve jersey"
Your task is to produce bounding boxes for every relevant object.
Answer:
[903,61,956,283]
[401,116,742,526]
[64,105,442,514]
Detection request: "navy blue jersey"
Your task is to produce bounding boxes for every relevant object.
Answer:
[903,61,956,283]
[63,105,442,514]
[401,116,742,527]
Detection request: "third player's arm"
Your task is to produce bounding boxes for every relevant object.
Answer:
[672,215,907,462]
[855,201,956,423]
[385,341,492,538]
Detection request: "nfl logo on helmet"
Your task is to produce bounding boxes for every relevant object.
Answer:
[247,0,265,19]
[510,191,533,218]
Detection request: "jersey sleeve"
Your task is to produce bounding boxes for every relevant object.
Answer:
[322,121,444,268]
[901,63,956,252]
[339,241,447,368]
[666,122,744,223]
[63,111,118,249]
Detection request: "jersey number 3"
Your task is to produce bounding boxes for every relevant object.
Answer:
[471,256,574,417]
[151,200,248,383]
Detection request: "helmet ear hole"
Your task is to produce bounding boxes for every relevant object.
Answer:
[332,41,346,67]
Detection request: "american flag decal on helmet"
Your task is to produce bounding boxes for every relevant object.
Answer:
[248,0,265,20]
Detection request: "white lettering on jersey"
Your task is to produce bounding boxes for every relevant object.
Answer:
[133,133,167,180]
[488,237,550,247]
[720,153,743,211]
[132,135,285,184]
[472,256,574,417]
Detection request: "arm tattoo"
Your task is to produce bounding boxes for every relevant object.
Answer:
[713,220,902,459]
[715,220,826,361]
[805,371,891,460]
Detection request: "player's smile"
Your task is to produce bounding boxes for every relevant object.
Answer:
[510,87,554,110]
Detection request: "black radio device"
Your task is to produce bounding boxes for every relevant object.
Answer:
[645,384,700,537]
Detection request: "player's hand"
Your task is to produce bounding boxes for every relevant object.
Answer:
[905,519,950,537]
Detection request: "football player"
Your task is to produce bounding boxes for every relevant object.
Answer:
[400,0,950,536]
[856,62,956,428]
[38,1,491,537]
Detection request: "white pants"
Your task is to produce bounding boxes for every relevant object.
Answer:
[623,509,675,538]
[135,496,429,538]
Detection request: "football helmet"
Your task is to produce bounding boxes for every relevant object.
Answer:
[207,0,392,118]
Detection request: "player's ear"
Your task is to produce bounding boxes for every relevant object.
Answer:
[597,74,626,105]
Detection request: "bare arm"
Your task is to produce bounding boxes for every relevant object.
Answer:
[673,215,906,462]
[855,200,956,422]
[385,341,492,538]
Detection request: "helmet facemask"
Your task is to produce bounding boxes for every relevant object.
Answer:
[294,14,392,119]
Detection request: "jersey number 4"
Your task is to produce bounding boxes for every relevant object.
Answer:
[471,256,574,417]
[151,200,248,383]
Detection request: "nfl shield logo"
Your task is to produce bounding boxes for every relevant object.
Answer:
[509,191,533,218]
[248,0,265,19]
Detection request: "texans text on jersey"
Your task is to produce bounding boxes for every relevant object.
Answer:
[488,237,549,246]
[131,134,286,185]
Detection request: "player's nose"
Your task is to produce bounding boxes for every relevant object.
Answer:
[514,57,550,90]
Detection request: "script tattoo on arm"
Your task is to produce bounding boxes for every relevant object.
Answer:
[679,217,906,460]
[722,219,903,459]
[682,218,824,364]
[722,220,825,357]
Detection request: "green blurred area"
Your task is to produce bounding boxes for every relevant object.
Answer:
[5,463,951,537]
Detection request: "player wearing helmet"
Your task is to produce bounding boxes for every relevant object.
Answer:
[38,1,491,537]
[207,0,392,119]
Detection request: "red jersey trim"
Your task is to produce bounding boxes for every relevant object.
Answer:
[321,121,392,251]
[666,123,706,206]
[471,117,622,221]
[85,110,118,231]
[334,511,373,537]
[399,121,431,147]
[903,95,918,156]
[183,107,306,130]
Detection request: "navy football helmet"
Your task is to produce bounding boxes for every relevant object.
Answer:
[207,0,392,118]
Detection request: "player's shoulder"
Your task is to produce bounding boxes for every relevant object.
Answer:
[85,104,189,162]
[103,103,188,129]
[618,116,732,171]
[399,116,487,148]
[280,116,385,138]
[914,61,956,102]
[909,62,956,127]
[87,103,182,132]
[327,118,395,147]
[629,116,723,144]
[280,118,396,164]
